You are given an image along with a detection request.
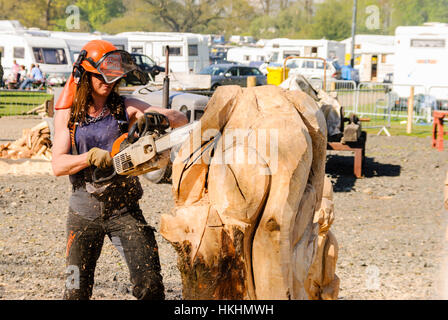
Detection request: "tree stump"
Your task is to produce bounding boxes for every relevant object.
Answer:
[161,85,339,300]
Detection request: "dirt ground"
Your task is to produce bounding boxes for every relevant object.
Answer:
[0,116,447,300]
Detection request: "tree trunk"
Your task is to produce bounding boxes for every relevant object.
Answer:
[161,85,339,300]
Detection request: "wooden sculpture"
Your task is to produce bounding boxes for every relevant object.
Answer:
[279,74,343,138]
[161,85,339,300]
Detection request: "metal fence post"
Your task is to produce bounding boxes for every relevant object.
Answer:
[407,86,414,134]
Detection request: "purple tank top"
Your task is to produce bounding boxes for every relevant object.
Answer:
[73,113,122,154]
[69,110,143,220]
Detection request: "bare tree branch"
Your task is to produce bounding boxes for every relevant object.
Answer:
[142,0,227,32]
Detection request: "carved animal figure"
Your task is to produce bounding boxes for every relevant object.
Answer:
[161,85,339,300]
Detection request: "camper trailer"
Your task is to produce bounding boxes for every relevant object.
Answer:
[394,23,448,102]
[49,31,128,63]
[262,38,346,65]
[343,35,395,83]
[0,20,25,33]
[226,46,270,65]
[117,32,209,74]
[0,32,71,85]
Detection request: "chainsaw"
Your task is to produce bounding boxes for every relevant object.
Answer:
[91,46,196,185]
[91,112,196,185]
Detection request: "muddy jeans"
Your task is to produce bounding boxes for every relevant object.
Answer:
[63,208,165,300]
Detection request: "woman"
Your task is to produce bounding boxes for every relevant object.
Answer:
[52,40,188,300]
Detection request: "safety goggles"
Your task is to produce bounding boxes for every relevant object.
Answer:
[86,50,146,84]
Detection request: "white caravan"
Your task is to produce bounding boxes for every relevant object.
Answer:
[226,46,270,64]
[0,32,71,84]
[49,31,128,63]
[394,23,448,101]
[117,32,210,74]
[0,20,25,33]
[342,35,395,82]
[262,38,346,66]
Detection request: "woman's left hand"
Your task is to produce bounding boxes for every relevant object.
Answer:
[125,97,188,130]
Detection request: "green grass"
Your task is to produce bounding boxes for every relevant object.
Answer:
[336,90,441,138]
[0,91,52,116]
[363,119,447,139]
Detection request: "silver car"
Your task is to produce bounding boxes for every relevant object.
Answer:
[130,86,210,183]
[198,63,267,91]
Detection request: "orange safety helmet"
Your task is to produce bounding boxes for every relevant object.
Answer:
[78,40,118,75]
[55,39,148,110]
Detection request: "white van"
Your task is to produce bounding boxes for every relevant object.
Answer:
[262,38,346,65]
[225,46,269,65]
[394,23,448,101]
[285,58,342,81]
[0,33,71,85]
[118,32,209,74]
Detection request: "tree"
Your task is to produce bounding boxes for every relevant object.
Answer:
[391,0,448,31]
[77,0,126,31]
[212,0,256,36]
[0,0,73,30]
[259,0,273,15]
[140,0,232,32]
[0,0,19,20]
[309,0,352,40]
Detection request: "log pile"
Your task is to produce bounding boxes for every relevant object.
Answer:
[0,122,52,161]
[25,102,48,117]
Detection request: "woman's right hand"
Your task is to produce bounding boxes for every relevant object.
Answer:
[86,147,113,169]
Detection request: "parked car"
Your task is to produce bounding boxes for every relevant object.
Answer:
[126,53,165,84]
[131,86,209,123]
[130,86,210,183]
[285,58,342,81]
[393,93,437,114]
[198,63,267,91]
[438,99,448,110]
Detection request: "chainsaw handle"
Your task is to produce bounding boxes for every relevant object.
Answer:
[127,122,140,144]
[127,116,150,143]
[127,112,170,144]
[92,166,117,184]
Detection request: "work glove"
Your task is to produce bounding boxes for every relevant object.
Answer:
[86,147,113,169]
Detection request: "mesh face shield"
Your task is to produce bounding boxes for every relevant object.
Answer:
[94,50,149,84]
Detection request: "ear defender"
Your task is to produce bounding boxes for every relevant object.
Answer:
[73,50,87,84]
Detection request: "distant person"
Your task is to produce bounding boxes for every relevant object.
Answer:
[12,60,20,83]
[6,72,18,89]
[20,64,44,90]
[18,65,27,83]
[36,64,46,83]
[341,64,360,85]
[341,64,352,81]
